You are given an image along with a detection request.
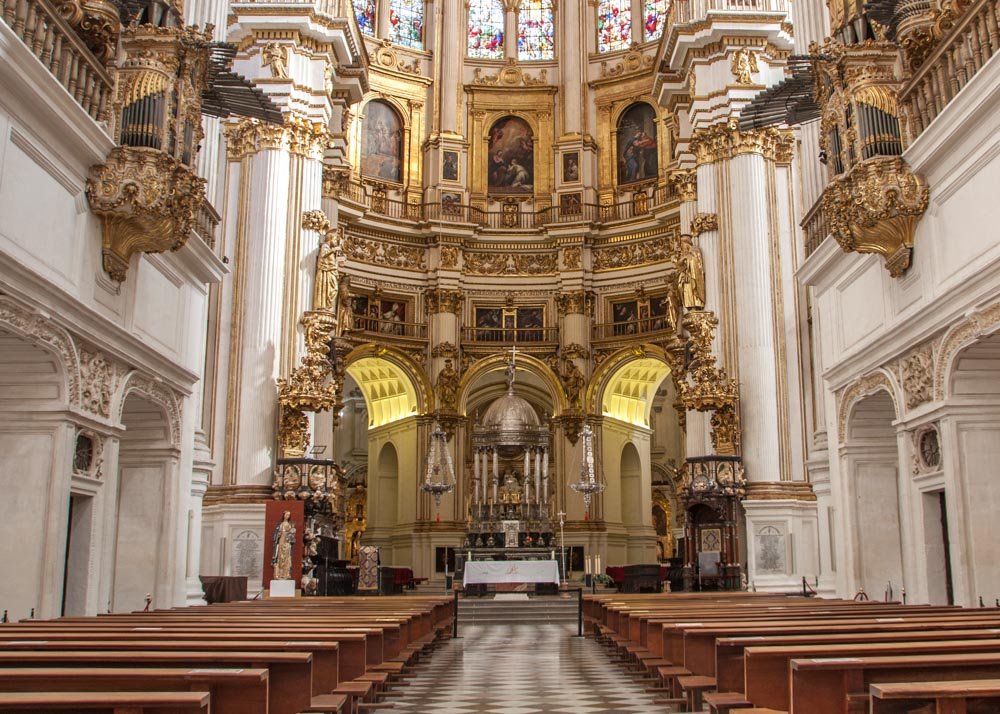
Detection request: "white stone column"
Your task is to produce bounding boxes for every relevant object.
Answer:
[560,0,583,134]
[234,146,291,486]
[438,0,462,133]
[729,151,782,483]
[504,4,518,60]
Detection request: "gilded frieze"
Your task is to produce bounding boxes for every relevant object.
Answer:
[344,234,426,270]
[560,247,582,270]
[463,252,558,276]
[593,238,671,271]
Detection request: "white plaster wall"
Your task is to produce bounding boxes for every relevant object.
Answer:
[113,464,167,612]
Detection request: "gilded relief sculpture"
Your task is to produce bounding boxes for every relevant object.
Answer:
[675,234,706,310]
[435,358,460,412]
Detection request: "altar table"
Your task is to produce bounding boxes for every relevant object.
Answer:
[463,560,560,586]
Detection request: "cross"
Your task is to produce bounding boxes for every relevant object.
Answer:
[504,344,518,388]
[557,510,566,526]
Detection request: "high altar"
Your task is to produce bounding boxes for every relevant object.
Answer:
[459,359,561,581]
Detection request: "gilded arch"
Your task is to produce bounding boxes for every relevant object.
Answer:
[458,352,567,416]
[586,344,673,417]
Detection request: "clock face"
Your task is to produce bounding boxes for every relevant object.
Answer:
[920,429,941,468]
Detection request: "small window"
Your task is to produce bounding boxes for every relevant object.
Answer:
[468,0,505,59]
[74,433,94,472]
[518,0,554,61]
[353,0,376,36]
[643,0,669,41]
[598,0,632,53]
[389,0,423,49]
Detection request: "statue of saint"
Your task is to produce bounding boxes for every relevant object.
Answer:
[665,280,682,333]
[730,47,758,85]
[313,232,342,313]
[435,358,460,411]
[336,275,355,336]
[676,233,706,310]
[560,357,586,408]
[271,510,296,581]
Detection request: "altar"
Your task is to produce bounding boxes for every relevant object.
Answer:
[463,560,560,586]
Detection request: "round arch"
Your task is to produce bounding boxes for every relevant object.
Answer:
[345,344,430,427]
[586,345,673,424]
[115,371,182,447]
[836,369,901,444]
[458,352,567,416]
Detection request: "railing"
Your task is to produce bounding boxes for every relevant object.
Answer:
[193,199,221,250]
[801,196,829,257]
[592,318,677,341]
[899,0,1000,142]
[334,181,678,230]
[668,0,789,25]
[1,0,113,124]
[352,316,427,339]
[461,326,559,344]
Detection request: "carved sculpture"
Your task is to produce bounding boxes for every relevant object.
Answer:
[435,358,460,412]
[271,510,295,581]
[262,42,289,78]
[730,48,759,85]
[675,234,706,310]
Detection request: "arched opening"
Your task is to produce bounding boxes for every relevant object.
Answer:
[113,392,174,612]
[620,443,642,528]
[375,442,399,531]
[845,390,902,598]
[946,331,1000,605]
[0,327,75,619]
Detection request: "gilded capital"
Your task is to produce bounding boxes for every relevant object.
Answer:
[691,212,718,236]
[668,168,698,203]
[425,288,464,315]
[556,290,594,317]
[690,123,794,165]
[224,116,329,161]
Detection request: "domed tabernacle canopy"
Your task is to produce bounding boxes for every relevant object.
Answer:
[473,355,549,455]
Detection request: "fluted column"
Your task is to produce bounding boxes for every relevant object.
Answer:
[436,0,462,134]
[560,0,583,134]
[729,151,782,482]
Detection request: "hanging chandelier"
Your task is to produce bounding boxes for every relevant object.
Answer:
[570,423,605,508]
[421,422,456,511]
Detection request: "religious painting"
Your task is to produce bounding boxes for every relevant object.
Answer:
[617,102,658,185]
[649,292,672,331]
[517,306,544,341]
[379,299,406,334]
[474,306,502,341]
[560,192,582,216]
[361,100,404,183]
[487,115,534,193]
[612,299,638,335]
[562,151,580,183]
[350,294,369,317]
[442,150,459,181]
[441,191,463,215]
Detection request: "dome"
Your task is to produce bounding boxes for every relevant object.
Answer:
[481,387,540,431]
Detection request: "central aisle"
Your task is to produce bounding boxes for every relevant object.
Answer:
[376,623,661,713]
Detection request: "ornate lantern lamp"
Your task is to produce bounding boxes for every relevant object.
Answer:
[570,423,605,512]
[421,423,456,518]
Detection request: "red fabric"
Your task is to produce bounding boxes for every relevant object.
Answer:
[605,566,625,584]
[392,567,413,586]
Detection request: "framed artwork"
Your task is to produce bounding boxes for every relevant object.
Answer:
[379,299,406,334]
[612,299,638,335]
[617,102,658,185]
[517,306,544,341]
[441,191,463,215]
[442,150,459,181]
[562,151,580,183]
[475,307,502,329]
[487,115,534,193]
[560,192,582,215]
[350,295,369,316]
[649,293,671,330]
[361,100,404,183]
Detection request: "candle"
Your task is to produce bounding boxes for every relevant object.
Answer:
[534,450,541,505]
[596,554,601,575]
[473,449,479,504]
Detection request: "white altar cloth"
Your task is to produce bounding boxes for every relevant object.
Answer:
[463,560,560,586]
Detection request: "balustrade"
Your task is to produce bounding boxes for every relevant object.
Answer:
[461,326,558,344]
[900,0,1000,142]
[592,317,677,341]
[353,315,427,340]
[801,196,829,257]
[1,0,113,124]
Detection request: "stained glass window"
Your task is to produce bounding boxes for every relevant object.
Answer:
[468,0,505,59]
[518,0,554,61]
[597,0,632,53]
[352,0,375,36]
[389,0,423,49]
[643,0,669,41]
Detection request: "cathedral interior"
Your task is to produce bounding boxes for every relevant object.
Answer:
[1,0,998,623]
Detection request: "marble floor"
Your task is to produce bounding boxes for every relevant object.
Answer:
[374,623,663,713]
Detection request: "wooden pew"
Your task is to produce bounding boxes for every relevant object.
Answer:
[790,652,1000,714]
[0,650,313,714]
[0,667,268,714]
[870,679,1000,714]
[0,690,210,713]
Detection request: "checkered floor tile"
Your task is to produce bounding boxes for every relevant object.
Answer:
[373,624,662,713]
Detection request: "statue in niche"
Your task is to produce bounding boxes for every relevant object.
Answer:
[435,358,460,411]
[313,231,342,313]
[271,510,296,581]
[675,233,706,310]
[262,42,289,79]
[559,356,586,409]
[336,275,355,336]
